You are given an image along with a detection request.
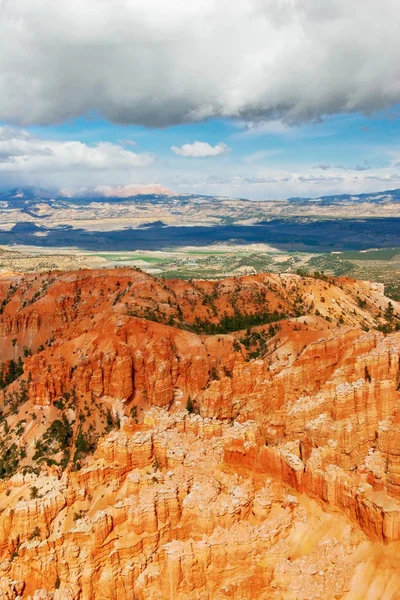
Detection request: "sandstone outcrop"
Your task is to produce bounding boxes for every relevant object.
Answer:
[0,268,399,598]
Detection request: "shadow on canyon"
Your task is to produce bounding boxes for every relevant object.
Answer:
[2,218,400,252]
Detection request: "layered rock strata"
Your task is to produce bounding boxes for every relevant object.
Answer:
[0,268,399,598]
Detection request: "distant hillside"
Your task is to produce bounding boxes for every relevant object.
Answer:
[1,185,400,206]
[288,188,400,205]
[0,185,399,254]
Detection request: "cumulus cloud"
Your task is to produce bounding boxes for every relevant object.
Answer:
[0,126,154,173]
[171,141,230,158]
[297,174,345,183]
[313,163,370,171]
[211,175,281,185]
[0,1,399,127]
[364,174,400,181]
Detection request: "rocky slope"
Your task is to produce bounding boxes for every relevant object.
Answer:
[0,247,108,274]
[0,268,399,599]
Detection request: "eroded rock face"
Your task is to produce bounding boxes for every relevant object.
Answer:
[0,268,399,598]
[1,410,400,599]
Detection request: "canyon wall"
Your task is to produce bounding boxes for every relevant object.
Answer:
[0,268,399,598]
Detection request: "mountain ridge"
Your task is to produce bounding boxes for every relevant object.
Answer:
[2,185,400,205]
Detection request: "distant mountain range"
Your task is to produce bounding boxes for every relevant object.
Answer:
[0,185,399,252]
[0,184,175,202]
[287,188,400,205]
[1,185,400,206]
[0,183,399,254]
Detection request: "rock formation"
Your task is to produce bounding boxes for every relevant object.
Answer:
[0,267,399,598]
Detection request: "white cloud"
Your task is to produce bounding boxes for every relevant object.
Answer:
[171,141,231,158]
[313,163,370,171]
[364,174,400,182]
[118,139,137,146]
[0,1,399,127]
[238,121,291,137]
[243,149,283,164]
[171,163,400,200]
[297,174,345,184]
[0,126,154,173]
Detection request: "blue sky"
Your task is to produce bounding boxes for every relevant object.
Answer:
[26,107,400,170]
[3,108,398,200]
[1,1,400,200]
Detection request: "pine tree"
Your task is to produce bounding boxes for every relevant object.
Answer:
[186,396,194,413]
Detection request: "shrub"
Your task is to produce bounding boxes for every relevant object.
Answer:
[210,367,219,381]
[30,486,39,499]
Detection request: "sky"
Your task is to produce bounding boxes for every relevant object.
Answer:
[1,0,400,200]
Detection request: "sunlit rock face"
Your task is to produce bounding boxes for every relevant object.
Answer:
[0,268,399,599]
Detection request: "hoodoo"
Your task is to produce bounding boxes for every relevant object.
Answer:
[0,268,399,599]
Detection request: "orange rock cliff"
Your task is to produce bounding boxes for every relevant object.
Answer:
[0,267,399,599]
